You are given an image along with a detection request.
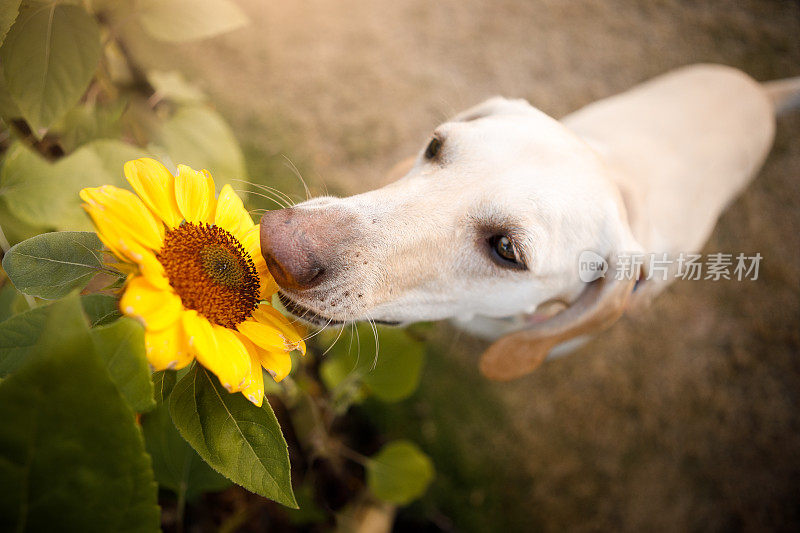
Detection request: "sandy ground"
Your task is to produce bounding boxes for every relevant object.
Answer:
[134,0,800,530]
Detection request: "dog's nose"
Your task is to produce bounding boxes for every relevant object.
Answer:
[259,207,348,290]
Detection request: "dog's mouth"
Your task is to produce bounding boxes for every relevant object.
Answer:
[277,292,343,326]
[277,291,402,327]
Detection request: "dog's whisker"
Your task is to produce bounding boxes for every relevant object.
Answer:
[241,189,292,209]
[353,321,362,370]
[281,155,312,202]
[232,179,296,208]
[321,321,348,358]
[238,188,289,208]
[367,318,380,372]
[246,180,296,204]
[346,322,355,356]
[244,189,292,209]
[249,182,297,207]
[298,316,335,343]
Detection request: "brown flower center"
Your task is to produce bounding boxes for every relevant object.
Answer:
[157,222,260,328]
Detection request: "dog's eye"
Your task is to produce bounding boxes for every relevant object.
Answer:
[425,136,442,159]
[489,235,524,267]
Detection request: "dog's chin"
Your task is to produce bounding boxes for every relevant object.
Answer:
[277,292,402,327]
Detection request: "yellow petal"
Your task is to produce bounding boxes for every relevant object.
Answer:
[124,158,182,228]
[240,225,265,269]
[239,339,265,406]
[84,206,150,264]
[174,165,216,223]
[121,276,182,331]
[215,184,254,237]
[183,311,251,392]
[236,332,291,383]
[253,305,305,354]
[258,269,280,301]
[85,210,170,290]
[137,251,172,291]
[80,186,164,250]
[144,319,193,371]
[237,318,289,352]
[259,349,293,382]
[241,225,277,297]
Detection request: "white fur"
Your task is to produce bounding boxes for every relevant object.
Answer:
[275,64,778,346]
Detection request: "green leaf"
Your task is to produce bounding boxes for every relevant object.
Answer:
[152,370,177,403]
[0,67,22,120]
[0,296,151,411]
[0,140,146,230]
[169,364,297,507]
[0,4,101,133]
[320,325,425,403]
[136,0,248,43]
[142,402,231,501]
[366,440,435,505]
[2,231,107,299]
[55,100,126,152]
[0,283,28,322]
[0,0,21,48]
[148,70,206,104]
[152,370,178,403]
[81,293,122,327]
[0,294,160,532]
[156,105,246,187]
[0,198,46,246]
[0,300,48,376]
[90,317,156,413]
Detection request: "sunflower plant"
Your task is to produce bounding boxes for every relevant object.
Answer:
[2,159,304,516]
[0,0,306,527]
[0,0,437,529]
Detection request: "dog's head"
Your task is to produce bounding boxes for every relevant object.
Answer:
[260,97,641,379]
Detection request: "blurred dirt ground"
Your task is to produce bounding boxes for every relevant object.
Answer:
[133,0,800,530]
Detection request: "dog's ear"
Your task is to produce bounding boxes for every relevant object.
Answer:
[452,96,535,122]
[479,255,638,381]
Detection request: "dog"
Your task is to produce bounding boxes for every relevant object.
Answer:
[259,64,800,381]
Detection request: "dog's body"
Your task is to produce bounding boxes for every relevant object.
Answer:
[260,64,800,380]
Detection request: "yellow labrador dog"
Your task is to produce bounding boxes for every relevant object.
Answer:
[259,64,800,381]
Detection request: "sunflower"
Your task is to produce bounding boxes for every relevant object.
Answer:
[80,158,304,406]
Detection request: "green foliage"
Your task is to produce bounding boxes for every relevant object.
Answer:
[0,67,21,119]
[0,283,27,321]
[0,0,441,524]
[136,0,248,43]
[0,196,44,246]
[0,299,49,376]
[148,70,207,104]
[152,370,177,404]
[81,293,123,327]
[0,295,160,532]
[0,297,151,414]
[320,325,425,405]
[142,402,232,502]
[169,364,298,507]
[56,101,127,152]
[0,4,101,133]
[0,0,21,47]
[2,231,111,299]
[90,317,156,413]
[0,140,146,230]
[155,105,247,187]
[366,440,435,505]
